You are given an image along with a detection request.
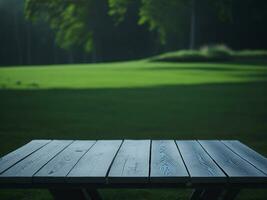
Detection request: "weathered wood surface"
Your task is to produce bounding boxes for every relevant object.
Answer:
[199,140,266,183]
[0,140,51,174]
[150,140,188,183]
[108,140,150,183]
[0,140,72,183]
[0,139,266,187]
[176,140,226,183]
[67,140,122,183]
[34,140,96,183]
[222,140,267,175]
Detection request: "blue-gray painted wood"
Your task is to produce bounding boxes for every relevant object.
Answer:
[199,140,266,183]
[176,140,226,183]
[67,140,122,183]
[0,140,73,183]
[0,140,51,174]
[34,140,96,183]
[150,140,188,183]
[222,140,267,175]
[0,139,267,187]
[108,140,151,183]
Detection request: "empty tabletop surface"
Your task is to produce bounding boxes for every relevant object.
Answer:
[0,140,266,188]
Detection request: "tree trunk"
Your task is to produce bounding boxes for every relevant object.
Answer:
[69,51,74,63]
[91,32,103,63]
[91,34,98,63]
[90,0,106,63]
[83,52,88,63]
[13,8,23,64]
[53,40,58,64]
[27,23,32,65]
[189,0,196,49]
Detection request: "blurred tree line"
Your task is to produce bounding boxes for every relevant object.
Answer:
[0,0,267,66]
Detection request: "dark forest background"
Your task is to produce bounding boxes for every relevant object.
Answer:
[0,0,267,66]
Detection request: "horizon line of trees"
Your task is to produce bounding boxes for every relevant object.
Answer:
[0,0,267,66]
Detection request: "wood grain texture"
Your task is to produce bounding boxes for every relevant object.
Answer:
[176,140,226,183]
[67,140,122,183]
[0,140,73,183]
[0,140,51,174]
[1,139,267,187]
[222,140,267,175]
[108,140,150,183]
[34,140,96,183]
[199,140,266,183]
[150,140,188,183]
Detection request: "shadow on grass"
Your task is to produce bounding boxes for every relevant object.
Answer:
[0,81,267,145]
[0,81,267,200]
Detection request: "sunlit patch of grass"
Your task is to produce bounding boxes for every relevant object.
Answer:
[0,61,267,89]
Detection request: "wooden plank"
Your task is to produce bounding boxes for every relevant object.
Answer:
[108,140,150,183]
[67,140,122,183]
[0,140,51,174]
[150,140,188,183]
[0,140,73,183]
[176,140,226,183]
[198,140,266,183]
[222,140,267,175]
[34,140,96,183]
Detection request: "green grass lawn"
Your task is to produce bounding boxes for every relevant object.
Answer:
[0,60,267,200]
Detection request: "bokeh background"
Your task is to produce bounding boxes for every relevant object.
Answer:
[0,0,267,199]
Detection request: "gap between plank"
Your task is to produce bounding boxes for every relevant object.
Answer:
[196,140,229,179]
[105,140,124,184]
[32,140,75,179]
[65,140,98,178]
[174,140,191,183]
[220,140,267,176]
[0,140,52,175]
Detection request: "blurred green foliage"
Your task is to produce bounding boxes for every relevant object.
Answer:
[23,0,236,54]
[1,0,267,65]
[25,0,93,52]
[109,0,189,43]
[108,0,234,44]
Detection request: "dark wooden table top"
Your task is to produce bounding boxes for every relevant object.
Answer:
[0,140,266,188]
